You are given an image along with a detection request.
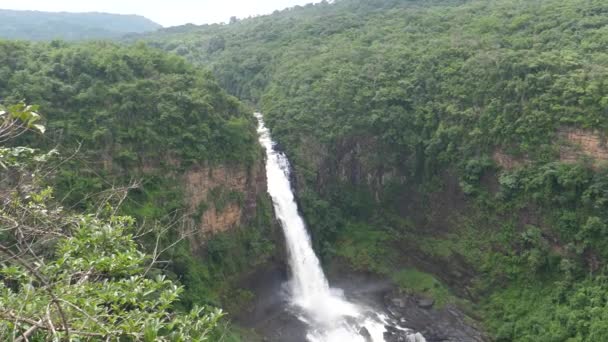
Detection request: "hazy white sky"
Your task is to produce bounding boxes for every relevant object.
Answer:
[0,0,321,27]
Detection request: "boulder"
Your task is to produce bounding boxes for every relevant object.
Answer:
[416,297,435,309]
[359,327,373,342]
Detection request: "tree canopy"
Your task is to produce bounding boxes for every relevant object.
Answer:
[0,104,224,341]
[0,40,257,167]
[133,0,608,340]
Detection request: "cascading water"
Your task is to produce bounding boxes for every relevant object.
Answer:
[255,113,426,342]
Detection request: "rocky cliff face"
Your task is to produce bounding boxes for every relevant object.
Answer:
[313,135,405,200]
[494,128,608,170]
[113,150,268,252]
[559,128,608,166]
[182,158,267,251]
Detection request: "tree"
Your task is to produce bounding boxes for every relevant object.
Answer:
[0,104,223,341]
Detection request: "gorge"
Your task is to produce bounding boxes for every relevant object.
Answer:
[255,112,425,342]
[2,0,608,341]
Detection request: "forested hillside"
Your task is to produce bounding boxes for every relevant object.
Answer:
[0,9,161,41]
[2,0,608,340]
[0,103,224,339]
[0,41,256,166]
[0,41,277,340]
[133,0,608,340]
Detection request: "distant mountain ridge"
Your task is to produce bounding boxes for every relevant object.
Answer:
[0,9,162,41]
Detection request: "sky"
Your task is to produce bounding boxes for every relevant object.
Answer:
[0,0,322,27]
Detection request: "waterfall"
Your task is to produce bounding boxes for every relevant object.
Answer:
[255,113,426,342]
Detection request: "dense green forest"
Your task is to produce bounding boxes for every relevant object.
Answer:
[0,9,161,41]
[2,0,608,340]
[134,0,608,340]
[0,42,276,340]
[0,41,256,166]
[0,104,229,340]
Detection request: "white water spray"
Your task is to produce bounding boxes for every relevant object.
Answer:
[255,113,425,342]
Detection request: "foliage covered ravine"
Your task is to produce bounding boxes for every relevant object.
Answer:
[2,0,608,340]
[135,0,608,340]
[0,42,279,340]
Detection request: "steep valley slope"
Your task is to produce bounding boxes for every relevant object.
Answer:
[0,40,283,331]
[2,0,608,340]
[131,0,608,340]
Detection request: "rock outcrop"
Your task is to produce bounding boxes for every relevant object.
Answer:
[559,128,608,166]
[384,290,487,342]
[314,135,405,201]
[182,159,267,251]
[493,129,608,170]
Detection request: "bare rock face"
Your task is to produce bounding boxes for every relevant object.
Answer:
[416,297,435,309]
[183,165,245,233]
[493,128,608,171]
[197,202,242,234]
[182,159,267,251]
[559,128,608,166]
[315,135,406,201]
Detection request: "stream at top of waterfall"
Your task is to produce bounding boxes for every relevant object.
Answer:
[253,112,426,342]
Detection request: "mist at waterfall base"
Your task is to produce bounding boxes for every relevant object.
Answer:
[255,113,426,342]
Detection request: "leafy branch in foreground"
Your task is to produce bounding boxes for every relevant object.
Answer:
[0,104,224,341]
[0,103,44,143]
